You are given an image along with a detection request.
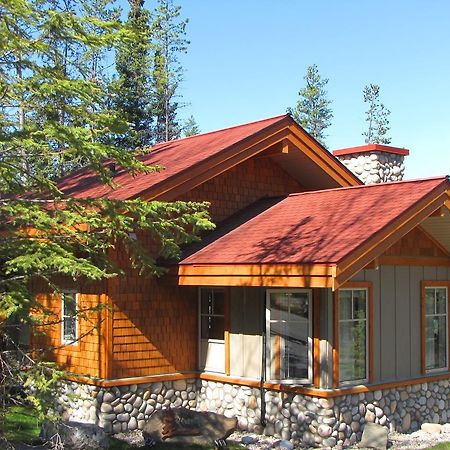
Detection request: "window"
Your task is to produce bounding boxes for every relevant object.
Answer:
[61,291,78,344]
[424,286,448,372]
[200,288,225,340]
[338,288,368,384]
[199,288,226,373]
[266,290,312,383]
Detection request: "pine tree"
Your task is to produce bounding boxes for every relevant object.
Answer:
[183,115,200,137]
[288,64,333,146]
[0,0,212,424]
[362,84,391,144]
[151,0,188,143]
[113,0,153,150]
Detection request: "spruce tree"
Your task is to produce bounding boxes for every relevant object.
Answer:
[288,64,333,146]
[0,0,212,425]
[113,0,153,150]
[362,84,391,144]
[183,115,200,137]
[151,0,188,142]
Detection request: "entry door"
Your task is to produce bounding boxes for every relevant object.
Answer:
[266,289,312,383]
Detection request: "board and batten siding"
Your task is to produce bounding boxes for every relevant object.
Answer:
[351,265,450,383]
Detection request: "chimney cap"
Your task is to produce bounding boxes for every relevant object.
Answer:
[333,144,409,157]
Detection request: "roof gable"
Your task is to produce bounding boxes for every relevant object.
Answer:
[58,114,360,200]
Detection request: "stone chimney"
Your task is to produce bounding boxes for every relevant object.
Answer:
[332,144,409,184]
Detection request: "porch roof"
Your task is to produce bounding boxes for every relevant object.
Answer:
[179,176,450,289]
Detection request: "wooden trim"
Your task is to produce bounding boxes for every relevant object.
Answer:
[336,186,450,287]
[421,281,450,375]
[179,263,336,277]
[286,126,361,187]
[67,370,450,398]
[224,288,230,376]
[333,281,373,387]
[199,371,450,399]
[138,115,359,202]
[313,289,321,388]
[179,274,334,288]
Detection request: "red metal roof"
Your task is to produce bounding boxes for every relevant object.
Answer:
[333,144,410,156]
[180,177,449,265]
[58,115,289,200]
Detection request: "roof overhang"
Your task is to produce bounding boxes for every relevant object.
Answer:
[178,179,450,290]
[178,263,337,288]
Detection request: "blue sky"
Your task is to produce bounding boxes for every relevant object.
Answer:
[145,1,450,179]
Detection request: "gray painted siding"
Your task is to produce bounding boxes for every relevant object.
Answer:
[229,287,264,379]
[353,265,450,383]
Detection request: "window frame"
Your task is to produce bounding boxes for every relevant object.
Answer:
[333,281,373,387]
[265,288,313,385]
[61,290,78,345]
[198,287,229,375]
[421,281,450,375]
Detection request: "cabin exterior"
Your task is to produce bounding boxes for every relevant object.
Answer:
[34,115,450,448]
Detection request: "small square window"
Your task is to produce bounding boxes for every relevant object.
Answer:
[62,292,78,344]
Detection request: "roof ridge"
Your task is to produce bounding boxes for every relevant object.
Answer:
[146,114,289,152]
[287,175,449,198]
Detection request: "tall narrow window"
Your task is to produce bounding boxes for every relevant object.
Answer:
[339,288,368,383]
[199,288,225,373]
[425,286,448,372]
[266,290,312,383]
[62,292,78,344]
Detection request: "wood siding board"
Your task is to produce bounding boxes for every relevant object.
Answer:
[409,266,423,376]
[395,266,411,379]
[364,269,381,383]
[313,289,321,387]
[380,265,396,380]
[424,266,438,280]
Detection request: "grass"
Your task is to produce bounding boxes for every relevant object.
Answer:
[427,444,450,450]
[2,405,42,444]
[3,406,245,450]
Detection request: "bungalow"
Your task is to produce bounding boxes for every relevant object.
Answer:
[36,114,450,448]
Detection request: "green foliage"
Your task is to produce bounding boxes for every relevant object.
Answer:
[113,0,154,150]
[0,0,212,431]
[183,115,200,137]
[151,0,189,143]
[427,443,450,450]
[362,83,391,144]
[288,64,333,146]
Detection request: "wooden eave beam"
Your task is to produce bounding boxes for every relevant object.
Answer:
[286,125,361,188]
[335,188,450,288]
[254,139,290,159]
[178,263,336,288]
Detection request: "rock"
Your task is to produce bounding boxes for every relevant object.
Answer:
[276,440,294,450]
[41,421,110,449]
[241,435,255,444]
[318,424,332,437]
[142,407,237,446]
[422,423,442,433]
[359,422,388,450]
[173,379,187,391]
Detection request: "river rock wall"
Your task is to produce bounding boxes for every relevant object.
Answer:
[56,378,450,448]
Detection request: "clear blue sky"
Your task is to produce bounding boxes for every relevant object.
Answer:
[145,1,450,179]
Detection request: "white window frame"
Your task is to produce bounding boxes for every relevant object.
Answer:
[424,286,448,374]
[338,288,369,385]
[265,289,312,385]
[61,291,78,345]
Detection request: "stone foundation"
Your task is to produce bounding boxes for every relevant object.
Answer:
[57,378,450,448]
